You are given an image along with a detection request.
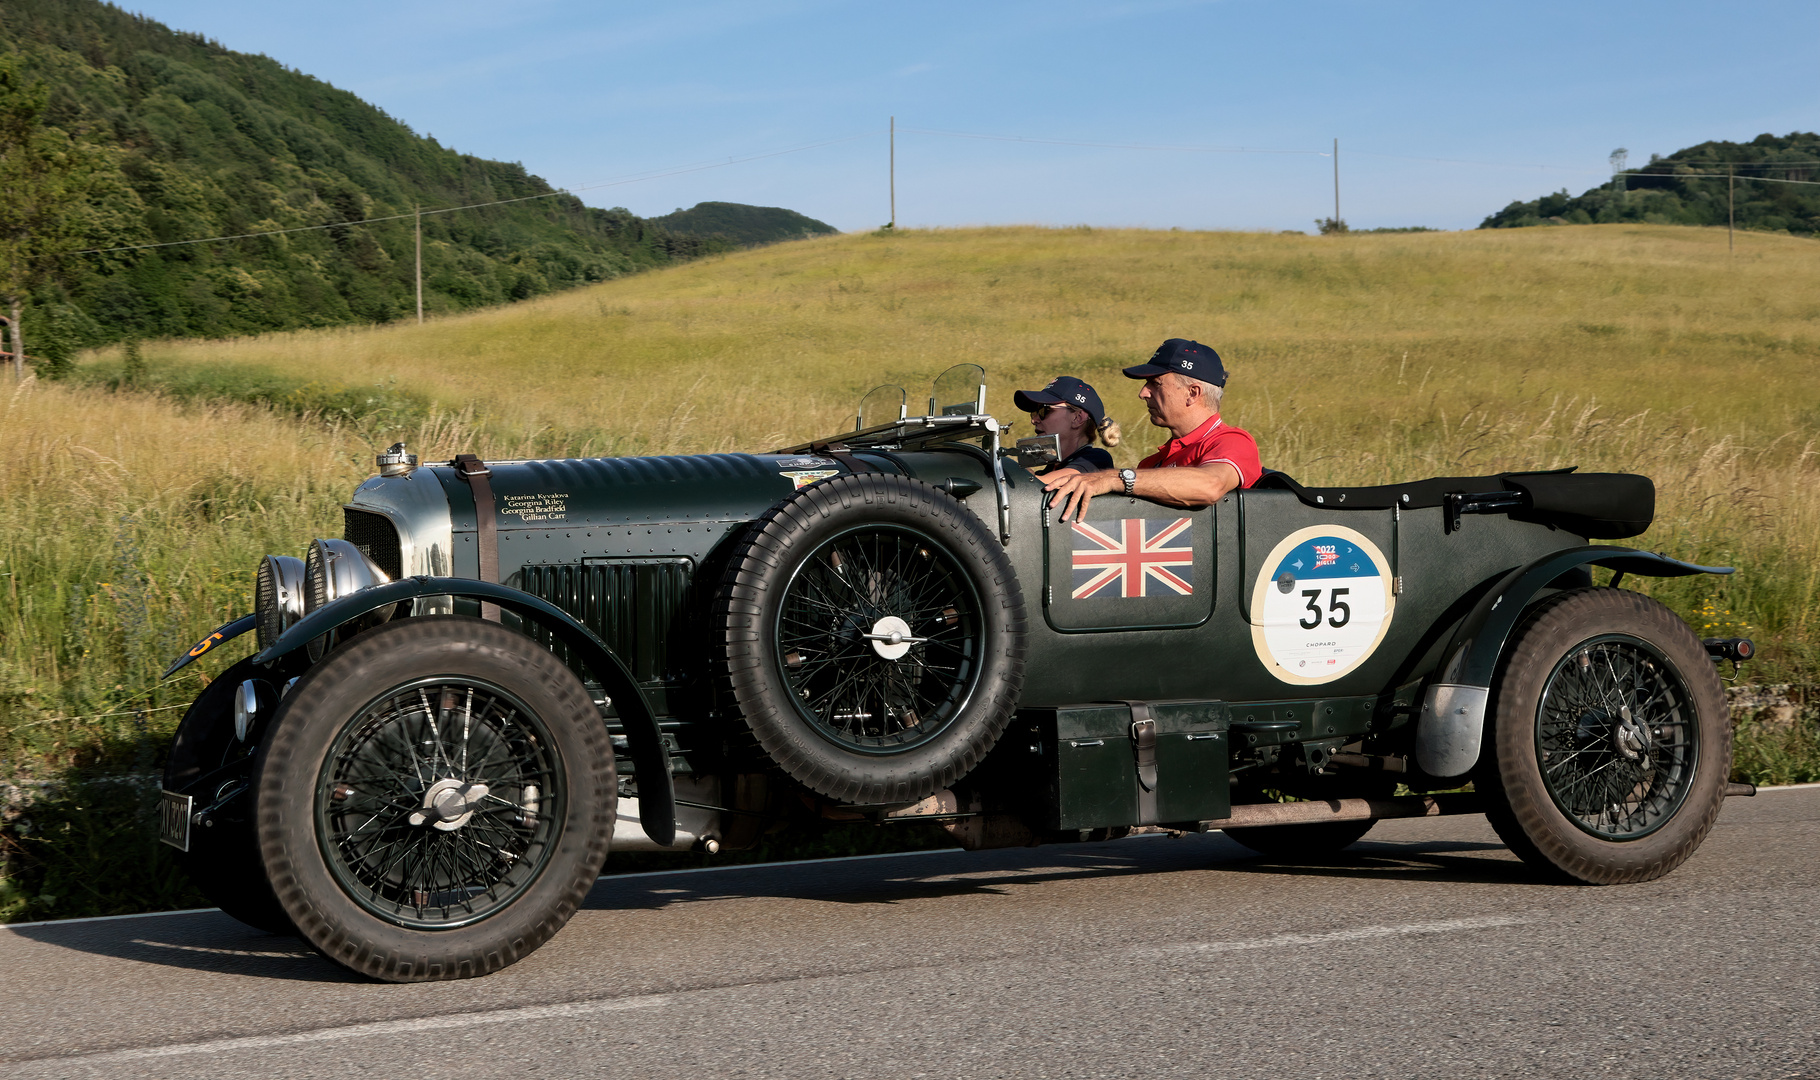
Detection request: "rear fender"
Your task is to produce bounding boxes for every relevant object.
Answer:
[251,576,676,847]
[1415,546,1733,779]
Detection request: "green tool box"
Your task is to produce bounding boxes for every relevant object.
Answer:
[1024,700,1231,830]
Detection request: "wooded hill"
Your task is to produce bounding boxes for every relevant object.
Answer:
[0,0,797,362]
[653,202,838,247]
[1481,132,1820,236]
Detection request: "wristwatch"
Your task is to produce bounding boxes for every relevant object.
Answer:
[1120,468,1137,495]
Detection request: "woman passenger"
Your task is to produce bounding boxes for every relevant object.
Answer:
[1013,376,1121,475]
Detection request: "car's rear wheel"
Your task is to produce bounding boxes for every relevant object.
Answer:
[255,616,615,981]
[1478,587,1729,884]
[717,474,1026,805]
[163,655,296,936]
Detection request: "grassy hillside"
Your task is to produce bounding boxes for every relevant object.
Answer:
[83,223,1820,452]
[1,0,729,357]
[5,223,1818,917]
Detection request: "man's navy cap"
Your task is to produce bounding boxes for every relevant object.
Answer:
[1122,338,1227,386]
[1014,376,1105,426]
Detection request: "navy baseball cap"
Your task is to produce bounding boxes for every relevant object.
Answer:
[1123,338,1228,387]
[1013,376,1105,426]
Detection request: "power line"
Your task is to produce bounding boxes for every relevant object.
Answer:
[1628,160,1820,168]
[903,127,1619,175]
[70,131,881,257]
[1347,149,1599,172]
[1618,170,1820,187]
[558,131,879,193]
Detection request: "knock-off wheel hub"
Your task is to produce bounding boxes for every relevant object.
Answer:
[408,778,490,831]
[1613,704,1652,762]
[865,615,918,660]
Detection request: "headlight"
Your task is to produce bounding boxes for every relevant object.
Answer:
[303,538,391,613]
[301,539,395,662]
[255,555,306,651]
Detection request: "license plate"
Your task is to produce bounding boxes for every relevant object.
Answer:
[159,790,194,852]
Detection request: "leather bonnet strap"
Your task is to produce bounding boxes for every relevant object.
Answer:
[454,454,499,622]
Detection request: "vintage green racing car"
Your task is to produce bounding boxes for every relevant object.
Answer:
[159,365,1755,982]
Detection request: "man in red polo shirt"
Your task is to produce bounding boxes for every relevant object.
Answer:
[1042,338,1260,521]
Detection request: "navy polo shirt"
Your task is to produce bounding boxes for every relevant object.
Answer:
[1045,444,1115,475]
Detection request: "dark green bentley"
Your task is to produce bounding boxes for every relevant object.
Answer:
[160,365,1752,982]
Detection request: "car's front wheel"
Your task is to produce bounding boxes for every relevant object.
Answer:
[255,616,616,981]
[1478,587,1729,884]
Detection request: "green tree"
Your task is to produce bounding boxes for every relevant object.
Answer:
[0,56,101,378]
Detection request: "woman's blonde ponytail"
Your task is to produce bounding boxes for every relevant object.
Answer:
[1098,417,1122,448]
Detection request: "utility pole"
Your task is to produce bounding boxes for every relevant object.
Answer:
[1332,137,1340,228]
[889,116,896,229]
[1728,169,1735,254]
[414,206,424,324]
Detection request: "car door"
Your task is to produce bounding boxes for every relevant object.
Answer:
[1041,494,1217,632]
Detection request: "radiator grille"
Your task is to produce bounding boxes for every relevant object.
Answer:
[519,559,695,686]
[343,509,403,581]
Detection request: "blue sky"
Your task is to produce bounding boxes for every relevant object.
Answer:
[124,0,1818,232]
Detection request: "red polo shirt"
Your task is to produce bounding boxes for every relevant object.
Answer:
[1138,414,1262,488]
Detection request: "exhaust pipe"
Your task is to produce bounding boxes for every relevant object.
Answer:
[1201,793,1482,830]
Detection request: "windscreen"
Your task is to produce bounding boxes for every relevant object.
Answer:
[930,363,987,417]
[856,384,907,430]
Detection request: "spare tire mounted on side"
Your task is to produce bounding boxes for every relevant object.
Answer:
[717,473,1027,805]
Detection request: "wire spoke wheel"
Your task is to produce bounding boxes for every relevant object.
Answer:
[1480,587,1729,885]
[317,677,563,929]
[777,526,982,754]
[717,473,1026,805]
[259,616,614,981]
[1535,635,1696,841]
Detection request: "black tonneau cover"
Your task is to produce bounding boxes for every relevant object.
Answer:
[1252,467,1654,539]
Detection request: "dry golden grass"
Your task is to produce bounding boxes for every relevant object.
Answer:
[98,223,1820,458]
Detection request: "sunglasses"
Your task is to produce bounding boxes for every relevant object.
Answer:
[1028,403,1075,418]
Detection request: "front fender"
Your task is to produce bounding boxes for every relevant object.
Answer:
[164,613,257,678]
[252,576,676,847]
[1415,546,1733,778]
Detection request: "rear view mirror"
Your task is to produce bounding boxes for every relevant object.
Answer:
[1014,434,1060,469]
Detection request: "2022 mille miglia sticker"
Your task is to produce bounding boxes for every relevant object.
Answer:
[1249,525,1396,685]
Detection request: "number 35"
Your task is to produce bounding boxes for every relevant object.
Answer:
[1299,588,1351,629]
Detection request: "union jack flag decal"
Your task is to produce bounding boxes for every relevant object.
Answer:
[1070,518,1194,599]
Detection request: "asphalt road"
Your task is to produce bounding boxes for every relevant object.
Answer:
[3,787,1816,1080]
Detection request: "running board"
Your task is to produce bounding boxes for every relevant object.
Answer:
[1198,792,1483,830]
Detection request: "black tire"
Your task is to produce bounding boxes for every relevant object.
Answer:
[255,616,615,982]
[163,656,296,936]
[1477,587,1729,885]
[1222,818,1376,857]
[717,473,1026,805]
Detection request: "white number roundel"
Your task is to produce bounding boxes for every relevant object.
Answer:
[1249,525,1396,686]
